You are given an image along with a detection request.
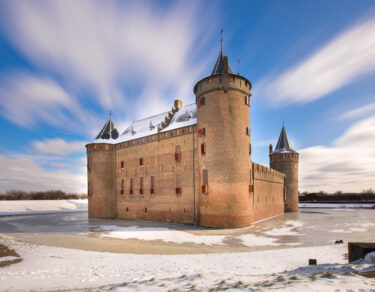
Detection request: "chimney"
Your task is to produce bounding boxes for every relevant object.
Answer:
[269,144,273,155]
[174,99,183,110]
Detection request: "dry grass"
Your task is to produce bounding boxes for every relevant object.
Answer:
[0,243,22,267]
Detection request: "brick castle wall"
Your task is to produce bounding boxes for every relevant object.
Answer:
[252,162,285,222]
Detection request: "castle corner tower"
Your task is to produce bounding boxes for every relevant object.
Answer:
[86,116,119,219]
[193,49,253,227]
[269,126,299,212]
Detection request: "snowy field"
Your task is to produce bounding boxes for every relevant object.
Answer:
[0,199,88,216]
[0,236,374,291]
[0,205,374,291]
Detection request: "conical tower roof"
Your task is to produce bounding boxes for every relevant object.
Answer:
[95,116,119,140]
[272,126,297,154]
[211,51,232,75]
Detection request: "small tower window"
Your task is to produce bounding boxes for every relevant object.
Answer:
[140,177,144,195]
[145,208,148,214]
[202,169,208,194]
[130,178,134,195]
[140,158,143,166]
[201,143,206,155]
[175,145,181,161]
[198,128,206,137]
[245,96,249,106]
[249,143,252,155]
[201,97,205,106]
[176,175,182,195]
[150,176,155,195]
[121,161,124,169]
[121,179,125,195]
[246,127,250,136]
[126,207,129,213]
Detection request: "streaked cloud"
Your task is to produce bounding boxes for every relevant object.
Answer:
[0,0,214,115]
[0,72,100,134]
[257,16,375,106]
[32,138,86,155]
[299,115,375,192]
[0,154,86,193]
[339,101,375,120]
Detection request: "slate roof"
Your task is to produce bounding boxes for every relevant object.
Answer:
[211,51,232,75]
[95,117,119,140]
[272,126,297,154]
[93,103,197,144]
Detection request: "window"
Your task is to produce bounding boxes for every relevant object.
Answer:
[198,128,206,137]
[121,179,125,195]
[140,158,143,166]
[201,143,206,155]
[145,208,148,214]
[202,169,208,194]
[121,161,124,169]
[201,97,205,105]
[245,95,250,106]
[88,181,92,197]
[140,177,144,195]
[130,178,134,195]
[87,157,91,172]
[150,176,155,195]
[175,145,181,161]
[176,175,182,195]
[249,143,252,155]
[126,207,129,213]
[197,98,201,108]
[246,127,250,136]
[249,171,253,193]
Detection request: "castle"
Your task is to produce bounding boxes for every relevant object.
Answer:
[86,50,299,228]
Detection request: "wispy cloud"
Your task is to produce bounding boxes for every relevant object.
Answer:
[32,138,86,156]
[256,15,375,106]
[0,72,101,135]
[339,101,375,120]
[0,0,215,117]
[299,115,375,192]
[0,154,86,193]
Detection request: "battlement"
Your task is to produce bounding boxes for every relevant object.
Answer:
[194,73,251,99]
[86,143,115,153]
[253,162,284,179]
[269,152,299,162]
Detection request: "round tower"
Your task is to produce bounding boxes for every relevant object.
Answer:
[86,117,118,219]
[269,126,299,212]
[194,51,253,228]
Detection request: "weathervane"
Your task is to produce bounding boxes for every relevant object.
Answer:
[220,29,224,52]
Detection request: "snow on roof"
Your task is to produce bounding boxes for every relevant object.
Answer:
[93,103,197,144]
[271,126,297,154]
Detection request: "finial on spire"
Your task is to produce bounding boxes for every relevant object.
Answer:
[237,59,240,75]
[220,29,224,53]
[109,111,112,119]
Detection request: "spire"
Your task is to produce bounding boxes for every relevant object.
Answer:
[211,29,232,75]
[95,116,119,140]
[272,126,297,154]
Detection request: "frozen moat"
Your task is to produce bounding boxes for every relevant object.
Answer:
[0,208,374,254]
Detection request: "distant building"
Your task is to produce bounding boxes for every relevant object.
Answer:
[86,50,299,228]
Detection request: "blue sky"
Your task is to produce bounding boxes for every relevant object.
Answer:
[0,0,374,193]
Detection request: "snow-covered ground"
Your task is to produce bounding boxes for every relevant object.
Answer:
[300,202,375,208]
[0,236,374,291]
[0,200,87,216]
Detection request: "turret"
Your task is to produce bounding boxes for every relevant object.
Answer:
[86,116,118,218]
[194,50,253,227]
[269,126,299,212]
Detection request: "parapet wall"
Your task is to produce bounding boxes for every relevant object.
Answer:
[252,162,285,222]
